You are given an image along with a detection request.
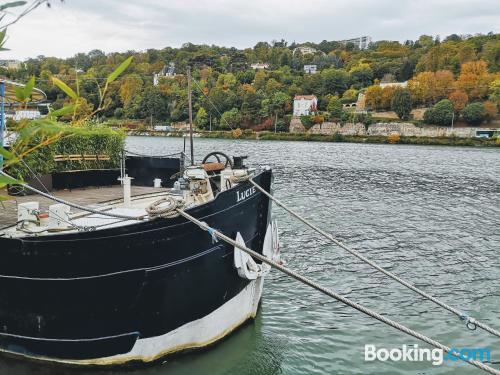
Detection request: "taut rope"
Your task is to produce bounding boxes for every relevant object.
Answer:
[248,178,500,339]
[176,208,500,375]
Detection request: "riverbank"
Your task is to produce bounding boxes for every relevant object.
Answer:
[128,130,500,147]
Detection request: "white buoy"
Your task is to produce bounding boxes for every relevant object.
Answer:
[154,178,162,188]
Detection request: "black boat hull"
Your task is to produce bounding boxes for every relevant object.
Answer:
[0,169,273,365]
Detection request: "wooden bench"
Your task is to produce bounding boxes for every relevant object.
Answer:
[54,154,111,162]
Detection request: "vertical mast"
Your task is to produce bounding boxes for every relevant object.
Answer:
[187,66,194,166]
[0,80,4,170]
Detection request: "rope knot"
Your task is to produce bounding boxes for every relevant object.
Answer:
[460,313,478,331]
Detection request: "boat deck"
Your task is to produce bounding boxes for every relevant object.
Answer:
[0,186,165,228]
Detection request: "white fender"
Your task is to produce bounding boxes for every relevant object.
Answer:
[263,220,281,264]
[233,232,259,280]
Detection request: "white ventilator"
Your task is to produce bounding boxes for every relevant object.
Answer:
[233,232,262,280]
[17,202,39,229]
[49,204,71,230]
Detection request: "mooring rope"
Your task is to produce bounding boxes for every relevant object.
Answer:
[175,208,500,375]
[248,179,500,339]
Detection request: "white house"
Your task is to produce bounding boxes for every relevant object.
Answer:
[250,63,269,70]
[379,81,408,89]
[303,65,317,74]
[153,63,176,86]
[293,95,318,116]
[339,36,372,50]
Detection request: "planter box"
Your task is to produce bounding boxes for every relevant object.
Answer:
[52,169,121,190]
[7,174,53,196]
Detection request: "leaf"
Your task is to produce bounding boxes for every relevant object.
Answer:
[13,85,25,101]
[52,77,77,99]
[0,29,6,46]
[0,195,11,202]
[0,1,27,11]
[107,56,133,84]
[0,146,13,160]
[49,104,75,118]
[23,76,35,99]
[0,175,19,185]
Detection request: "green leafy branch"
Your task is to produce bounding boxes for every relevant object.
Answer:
[50,56,133,124]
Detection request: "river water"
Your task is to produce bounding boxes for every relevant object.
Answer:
[2,137,499,374]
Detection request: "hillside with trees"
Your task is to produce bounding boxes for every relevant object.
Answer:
[3,33,499,129]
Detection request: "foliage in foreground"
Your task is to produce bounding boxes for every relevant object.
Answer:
[6,122,125,180]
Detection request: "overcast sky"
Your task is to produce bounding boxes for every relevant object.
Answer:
[2,0,499,60]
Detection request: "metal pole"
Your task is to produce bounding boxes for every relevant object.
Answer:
[451,111,454,129]
[0,80,5,170]
[187,66,194,165]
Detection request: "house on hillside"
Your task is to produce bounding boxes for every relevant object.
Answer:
[304,65,317,74]
[153,62,176,86]
[293,95,318,116]
[379,81,408,89]
[250,63,269,70]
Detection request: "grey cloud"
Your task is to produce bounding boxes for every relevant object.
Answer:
[2,0,499,59]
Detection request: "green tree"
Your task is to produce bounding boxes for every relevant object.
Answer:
[220,108,242,129]
[138,86,168,121]
[195,107,208,129]
[424,99,454,125]
[327,96,343,119]
[461,103,485,125]
[321,68,350,95]
[349,63,373,89]
[390,89,412,120]
[489,78,500,105]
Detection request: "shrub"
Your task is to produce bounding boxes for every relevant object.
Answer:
[8,123,125,178]
[461,103,485,125]
[232,128,243,138]
[300,115,314,130]
[424,99,454,126]
[312,115,324,124]
[387,134,401,144]
[390,89,412,120]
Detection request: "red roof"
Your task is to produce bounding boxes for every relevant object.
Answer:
[294,95,317,100]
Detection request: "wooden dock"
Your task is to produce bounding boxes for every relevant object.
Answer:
[0,186,164,228]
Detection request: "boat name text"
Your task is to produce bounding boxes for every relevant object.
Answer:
[236,186,256,202]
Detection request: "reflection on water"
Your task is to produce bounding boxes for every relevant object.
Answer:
[2,137,499,374]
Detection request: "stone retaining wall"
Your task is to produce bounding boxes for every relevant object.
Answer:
[289,117,480,138]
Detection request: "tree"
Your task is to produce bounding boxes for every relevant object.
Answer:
[483,101,498,122]
[461,103,485,125]
[195,107,208,129]
[327,96,343,119]
[448,90,468,112]
[138,86,169,121]
[119,74,143,107]
[321,68,349,95]
[349,63,373,89]
[489,78,500,105]
[455,60,492,99]
[220,108,242,129]
[390,89,412,120]
[364,85,383,110]
[424,99,454,125]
